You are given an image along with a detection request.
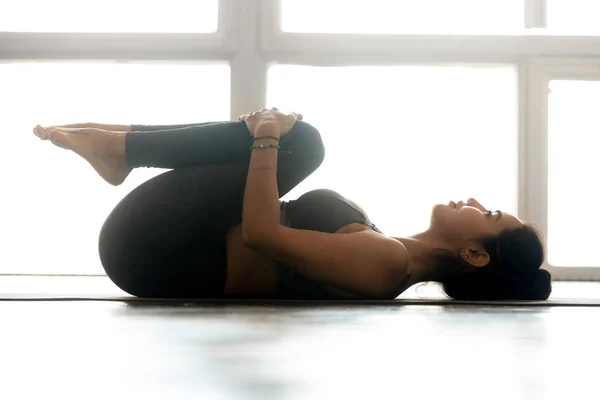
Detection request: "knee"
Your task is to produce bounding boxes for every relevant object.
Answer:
[288,120,326,168]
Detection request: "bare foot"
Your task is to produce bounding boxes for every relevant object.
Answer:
[33,125,132,186]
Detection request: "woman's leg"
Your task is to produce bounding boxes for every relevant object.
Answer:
[36,120,318,193]
[125,120,324,196]
[97,121,325,298]
[125,121,255,169]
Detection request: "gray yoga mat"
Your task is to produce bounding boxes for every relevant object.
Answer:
[1,276,599,306]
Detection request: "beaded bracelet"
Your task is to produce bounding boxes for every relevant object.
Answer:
[250,143,280,151]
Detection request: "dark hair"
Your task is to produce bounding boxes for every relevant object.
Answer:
[438,224,551,301]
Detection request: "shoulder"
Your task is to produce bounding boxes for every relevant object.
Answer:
[324,230,411,298]
[371,233,410,276]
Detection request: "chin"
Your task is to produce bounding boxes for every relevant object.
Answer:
[430,203,450,225]
[433,202,453,212]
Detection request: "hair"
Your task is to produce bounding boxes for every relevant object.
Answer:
[436,224,551,301]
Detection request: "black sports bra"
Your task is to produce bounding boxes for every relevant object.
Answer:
[276,189,410,299]
[280,189,381,234]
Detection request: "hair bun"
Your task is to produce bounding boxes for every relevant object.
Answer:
[529,269,552,300]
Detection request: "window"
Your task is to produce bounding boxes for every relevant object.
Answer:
[268,65,518,236]
[0,0,219,33]
[546,0,600,35]
[3,0,600,279]
[547,80,600,267]
[0,62,230,274]
[280,0,524,35]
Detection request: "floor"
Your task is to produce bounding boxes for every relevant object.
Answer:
[1,277,599,400]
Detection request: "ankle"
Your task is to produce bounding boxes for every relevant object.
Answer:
[108,133,128,164]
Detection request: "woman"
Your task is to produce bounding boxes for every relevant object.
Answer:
[33,108,552,300]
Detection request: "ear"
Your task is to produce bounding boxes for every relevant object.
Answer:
[459,246,490,268]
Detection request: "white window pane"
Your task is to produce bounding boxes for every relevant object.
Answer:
[548,80,600,267]
[546,0,600,35]
[281,0,524,34]
[0,62,230,275]
[268,65,517,236]
[0,0,218,33]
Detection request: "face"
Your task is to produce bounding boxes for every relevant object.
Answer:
[431,198,523,242]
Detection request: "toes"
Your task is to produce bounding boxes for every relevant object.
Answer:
[34,125,57,141]
[36,126,72,150]
[36,125,52,140]
[42,127,56,141]
[33,125,44,138]
[45,128,64,144]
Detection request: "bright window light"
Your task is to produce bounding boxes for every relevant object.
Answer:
[0,62,230,274]
[268,65,518,236]
[0,0,219,33]
[280,0,524,34]
[548,80,600,266]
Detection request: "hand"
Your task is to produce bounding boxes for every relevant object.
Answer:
[239,107,303,138]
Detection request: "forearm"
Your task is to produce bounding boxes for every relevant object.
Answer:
[242,125,282,245]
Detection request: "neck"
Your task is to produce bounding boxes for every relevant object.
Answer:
[393,230,453,285]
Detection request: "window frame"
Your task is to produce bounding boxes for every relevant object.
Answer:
[1,0,599,278]
[527,59,600,280]
[259,0,600,63]
[0,1,232,59]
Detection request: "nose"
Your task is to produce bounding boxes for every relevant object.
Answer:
[467,198,487,212]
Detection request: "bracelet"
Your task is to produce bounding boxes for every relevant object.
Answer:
[253,135,280,142]
[250,143,280,150]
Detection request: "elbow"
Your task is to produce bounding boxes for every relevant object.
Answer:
[241,227,275,250]
[241,229,258,249]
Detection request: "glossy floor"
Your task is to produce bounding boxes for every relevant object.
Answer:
[1,278,599,399]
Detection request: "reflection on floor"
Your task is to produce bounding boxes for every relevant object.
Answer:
[1,277,599,399]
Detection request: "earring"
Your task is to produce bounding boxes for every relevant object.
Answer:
[460,250,468,259]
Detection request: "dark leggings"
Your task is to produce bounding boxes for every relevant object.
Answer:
[98,121,325,298]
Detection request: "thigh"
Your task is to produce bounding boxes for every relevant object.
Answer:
[99,164,246,298]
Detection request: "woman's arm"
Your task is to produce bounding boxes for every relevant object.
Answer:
[250,228,410,298]
[241,114,286,243]
[241,109,410,298]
